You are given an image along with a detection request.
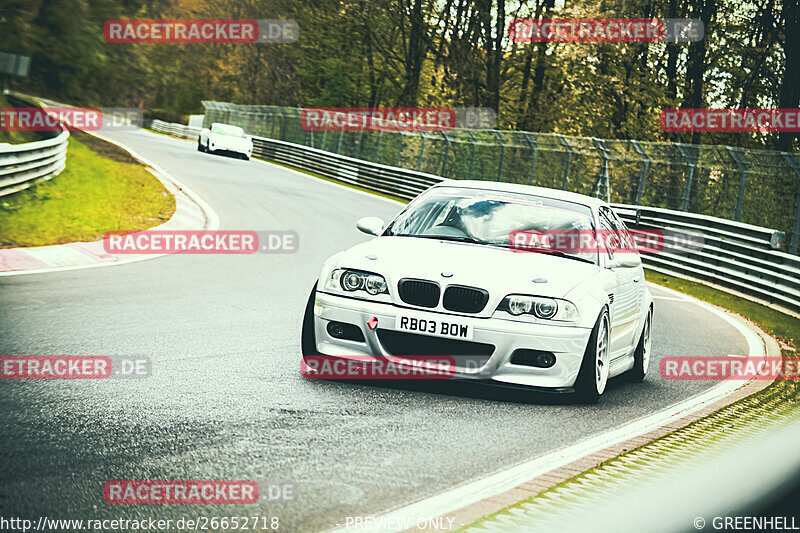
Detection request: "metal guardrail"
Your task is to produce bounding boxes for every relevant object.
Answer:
[0,129,69,198]
[611,205,800,312]
[252,137,442,200]
[143,119,202,140]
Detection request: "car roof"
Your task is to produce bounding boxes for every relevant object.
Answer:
[430,179,607,209]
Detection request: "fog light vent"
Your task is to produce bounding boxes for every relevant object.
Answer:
[326,321,365,342]
[510,349,556,368]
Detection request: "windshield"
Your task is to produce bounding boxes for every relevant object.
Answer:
[385,186,598,264]
[211,124,245,137]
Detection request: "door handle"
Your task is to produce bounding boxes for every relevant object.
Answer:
[633,277,641,283]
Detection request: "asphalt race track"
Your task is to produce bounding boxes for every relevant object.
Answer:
[0,129,751,531]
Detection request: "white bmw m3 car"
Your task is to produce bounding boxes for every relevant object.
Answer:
[302,181,653,402]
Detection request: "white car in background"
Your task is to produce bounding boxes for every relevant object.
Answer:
[198,122,253,160]
[302,181,654,403]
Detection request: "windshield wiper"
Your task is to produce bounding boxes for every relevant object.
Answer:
[394,234,519,249]
[411,234,483,244]
[391,233,486,245]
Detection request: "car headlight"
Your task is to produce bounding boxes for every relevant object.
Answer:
[342,271,363,291]
[325,269,389,296]
[508,296,532,315]
[534,299,557,319]
[499,295,579,322]
[364,274,387,295]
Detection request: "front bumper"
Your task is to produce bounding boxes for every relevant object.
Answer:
[312,291,593,389]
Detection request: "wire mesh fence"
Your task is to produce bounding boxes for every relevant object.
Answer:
[202,101,800,255]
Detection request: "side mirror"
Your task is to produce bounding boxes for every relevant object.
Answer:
[356,217,385,236]
[610,254,642,268]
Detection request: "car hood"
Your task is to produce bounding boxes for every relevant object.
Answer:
[334,236,601,301]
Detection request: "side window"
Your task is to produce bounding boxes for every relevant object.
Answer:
[608,210,636,252]
[389,198,454,235]
[597,209,616,261]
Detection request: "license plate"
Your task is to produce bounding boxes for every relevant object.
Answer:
[395,314,473,340]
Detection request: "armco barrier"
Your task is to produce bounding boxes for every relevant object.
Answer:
[144,122,800,314]
[251,136,442,200]
[0,129,69,197]
[612,204,800,312]
[143,119,202,140]
[0,93,70,197]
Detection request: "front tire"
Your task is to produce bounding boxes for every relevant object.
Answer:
[197,139,205,152]
[574,309,611,404]
[301,282,320,357]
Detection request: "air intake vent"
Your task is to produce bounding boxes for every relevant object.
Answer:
[608,293,615,304]
[443,285,489,313]
[398,279,440,308]
[377,329,494,357]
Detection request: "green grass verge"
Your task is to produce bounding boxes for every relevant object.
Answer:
[0,94,49,144]
[0,130,175,247]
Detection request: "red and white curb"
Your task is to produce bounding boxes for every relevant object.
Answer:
[0,131,219,276]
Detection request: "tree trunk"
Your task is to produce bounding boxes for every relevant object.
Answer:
[399,0,425,107]
[777,0,800,151]
[485,0,505,112]
[683,0,716,146]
